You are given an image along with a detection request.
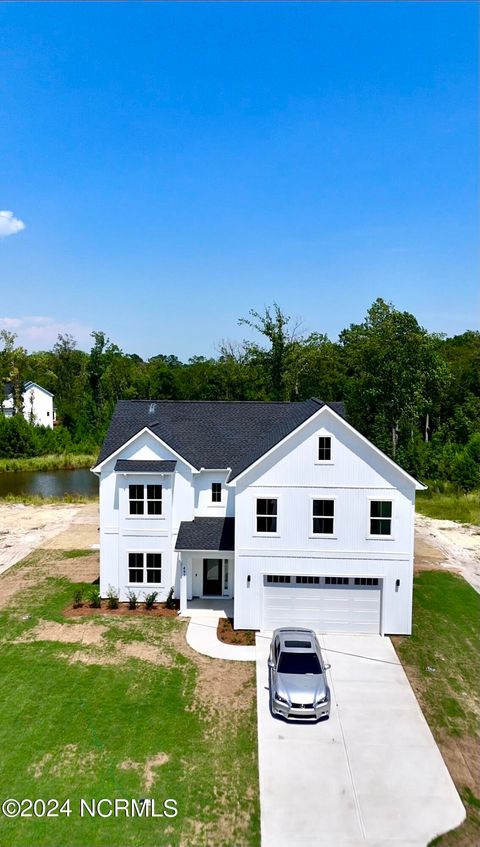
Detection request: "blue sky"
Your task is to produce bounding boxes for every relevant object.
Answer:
[0,2,477,359]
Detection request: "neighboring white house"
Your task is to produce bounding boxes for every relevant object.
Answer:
[2,381,55,428]
[92,399,425,635]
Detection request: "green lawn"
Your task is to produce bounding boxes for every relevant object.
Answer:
[0,575,259,847]
[416,489,479,525]
[393,571,480,846]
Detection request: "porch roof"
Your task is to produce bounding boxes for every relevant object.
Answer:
[175,517,235,551]
[114,459,177,473]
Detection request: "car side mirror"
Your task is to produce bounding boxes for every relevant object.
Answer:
[267,659,274,669]
[324,663,331,670]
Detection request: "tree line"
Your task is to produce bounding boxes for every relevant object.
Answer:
[1,298,479,489]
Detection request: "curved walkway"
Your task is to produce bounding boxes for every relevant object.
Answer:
[186,614,256,661]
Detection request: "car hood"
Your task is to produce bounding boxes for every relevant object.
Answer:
[275,672,327,704]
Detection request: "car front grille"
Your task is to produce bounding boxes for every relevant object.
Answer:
[290,702,314,709]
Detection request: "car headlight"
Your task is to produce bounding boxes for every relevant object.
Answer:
[275,691,289,704]
[314,694,328,706]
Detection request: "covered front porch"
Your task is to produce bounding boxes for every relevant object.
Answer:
[178,552,235,615]
[175,516,235,616]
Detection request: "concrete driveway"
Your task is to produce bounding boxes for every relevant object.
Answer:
[256,632,465,847]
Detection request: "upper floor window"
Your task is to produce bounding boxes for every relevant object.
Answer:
[312,499,335,534]
[318,436,332,461]
[128,484,162,516]
[256,498,277,533]
[129,485,144,515]
[211,482,222,503]
[370,501,392,536]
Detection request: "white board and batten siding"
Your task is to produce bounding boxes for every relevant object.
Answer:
[233,406,416,635]
[98,429,194,602]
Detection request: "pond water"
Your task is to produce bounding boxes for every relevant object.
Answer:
[0,468,99,498]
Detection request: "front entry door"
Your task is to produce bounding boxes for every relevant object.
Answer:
[203,559,223,596]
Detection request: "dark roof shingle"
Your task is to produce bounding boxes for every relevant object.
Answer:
[96,399,345,479]
[114,460,176,473]
[175,517,235,551]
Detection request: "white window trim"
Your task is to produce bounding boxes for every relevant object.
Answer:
[309,494,337,539]
[253,494,280,538]
[314,430,334,465]
[210,482,223,505]
[366,497,394,540]
[126,550,164,587]
[125,483,166,521]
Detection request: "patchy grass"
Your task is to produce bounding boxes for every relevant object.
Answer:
[0,566,260,847]
[62,549,93,559]
[393,571,480,845]
[0,454,97,473]
[416,489,480,525]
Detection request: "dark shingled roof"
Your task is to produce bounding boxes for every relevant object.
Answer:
[114,459,177,473]
[175,517,235,551]
[96,399,345,480]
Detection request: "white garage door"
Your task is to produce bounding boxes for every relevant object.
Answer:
[262,575,382,634]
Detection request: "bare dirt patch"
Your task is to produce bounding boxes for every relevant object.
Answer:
[18,619,107,646]
[170,627,256,725]
[415,515,480,593]
[119,752,169,791]
[0,502,98,575]
[0,547,99,611]
[18,618,174,667]
[29,743,101,780]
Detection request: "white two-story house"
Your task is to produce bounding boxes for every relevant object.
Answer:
[2,381,55,428]
[91,399,425,635]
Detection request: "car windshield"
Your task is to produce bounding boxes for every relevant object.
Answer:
[277,652,321,675]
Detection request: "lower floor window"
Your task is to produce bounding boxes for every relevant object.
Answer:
[325,576,350,585]
[128,552,162,584]
[296,576,320,584]
[354,577,379,586]
[266,575,291,584]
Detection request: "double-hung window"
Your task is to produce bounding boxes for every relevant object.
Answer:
[256,499,278,533]
[146,485,162,515]
[129,485,144,515]
[128,484,162,516]
[128,552,162,584]
[317,436,331,461]
[211,482,222,503]
[312,499,335,535]
[370,501,392,536]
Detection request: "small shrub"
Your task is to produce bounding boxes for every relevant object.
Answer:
[88,586,101,608]
[144,591,158,610]
[106,586,119,609]
[126,589,138,610]
[165,587,176,609]
[73,588,83,608]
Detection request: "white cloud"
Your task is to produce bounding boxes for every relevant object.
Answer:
[0,210,26,237]
[0,316,93,350]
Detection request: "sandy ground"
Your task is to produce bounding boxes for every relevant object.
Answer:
[0,502,99,576]
[414,513,480,593]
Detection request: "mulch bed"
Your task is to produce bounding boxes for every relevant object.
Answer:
[217,617,256,646]
[64,601,179,618]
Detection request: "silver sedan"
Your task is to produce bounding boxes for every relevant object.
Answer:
[268,627,331,721]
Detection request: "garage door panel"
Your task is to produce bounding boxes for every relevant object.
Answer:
[262,577,381,634]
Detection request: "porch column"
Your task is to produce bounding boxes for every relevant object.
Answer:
[180,556,188,614]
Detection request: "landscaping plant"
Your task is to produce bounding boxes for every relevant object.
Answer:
[106,585,119,609]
